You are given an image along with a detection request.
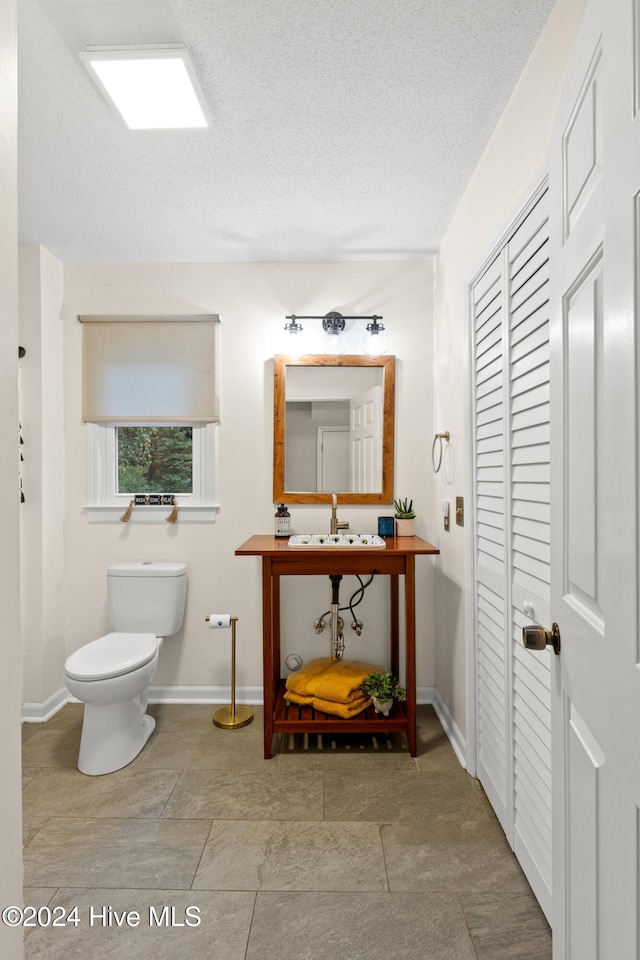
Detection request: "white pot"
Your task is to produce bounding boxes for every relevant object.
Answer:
[372,696,393,716]
[395,518,415,536]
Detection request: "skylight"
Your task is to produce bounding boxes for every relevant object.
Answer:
[79,45,208,130]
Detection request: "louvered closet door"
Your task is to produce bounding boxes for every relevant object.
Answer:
[472,254,509,830]
[507,190,552,921]
[471,186,552,922]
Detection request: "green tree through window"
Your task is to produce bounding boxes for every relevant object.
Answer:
[117,426,193,494]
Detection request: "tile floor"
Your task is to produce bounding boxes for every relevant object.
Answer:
[21,703,552,959]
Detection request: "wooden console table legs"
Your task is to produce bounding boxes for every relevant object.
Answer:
[261,557,275,760]
[404,555,417,758]
[260,558,418,760]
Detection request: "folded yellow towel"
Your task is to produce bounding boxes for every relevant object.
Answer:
[311,695,371,719]
[284,690,370,718]
[285,658,386,717]
[308,659,385,704]
[285,686,367,707]
[283,690,315,706]
[285,657,334,698]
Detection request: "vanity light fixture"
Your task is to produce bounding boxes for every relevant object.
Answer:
[284,312,385,337]
[79,45,209,129]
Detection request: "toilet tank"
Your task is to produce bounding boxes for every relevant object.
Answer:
[107,562,187,636]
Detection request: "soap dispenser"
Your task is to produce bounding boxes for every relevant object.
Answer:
[275,503,291,538]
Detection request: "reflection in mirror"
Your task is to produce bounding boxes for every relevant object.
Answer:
[273,355,395,505]
[286,367,382,493]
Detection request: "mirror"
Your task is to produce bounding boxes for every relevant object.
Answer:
[273,354,395,504]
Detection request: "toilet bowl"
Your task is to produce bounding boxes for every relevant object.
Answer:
[65,633,161,775]
[64,562,187,776]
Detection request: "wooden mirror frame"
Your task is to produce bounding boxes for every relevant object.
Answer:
[273,354,395,504]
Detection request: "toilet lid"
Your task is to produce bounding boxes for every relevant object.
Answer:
[65,632,158,681]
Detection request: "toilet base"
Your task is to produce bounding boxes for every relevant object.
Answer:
[77,699,156,776]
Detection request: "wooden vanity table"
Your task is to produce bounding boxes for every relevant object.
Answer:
[235,534,439,759]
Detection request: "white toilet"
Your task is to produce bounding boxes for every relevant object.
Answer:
[64,561,187,776]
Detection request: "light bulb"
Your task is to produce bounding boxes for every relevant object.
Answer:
[279,320,308,357]
[325,331,345,354]
[363,329,388,355]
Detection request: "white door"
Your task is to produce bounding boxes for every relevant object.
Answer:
[471,187,552,920]
[547,0,640,955]
[317,426,349,492]
[350,385,382,492]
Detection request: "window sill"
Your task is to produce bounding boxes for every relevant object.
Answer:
[84,504,219,524]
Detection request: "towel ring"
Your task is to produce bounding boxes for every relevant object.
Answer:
[432,432,450,473]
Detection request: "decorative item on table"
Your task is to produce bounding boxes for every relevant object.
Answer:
[377,516,395,537]
[275,503,291,537]
[284,657,385,719]
[394,497,416,537]
[360,671,406,716]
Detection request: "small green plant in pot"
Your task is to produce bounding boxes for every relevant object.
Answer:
[361,671,406,716]
[394,497,416,536]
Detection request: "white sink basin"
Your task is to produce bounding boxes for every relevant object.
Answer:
[288,534,386,547]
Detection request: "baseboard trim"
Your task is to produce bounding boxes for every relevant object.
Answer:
[432,688,467,768]
[149,685,264,704]
[22,687,69,723]
[416,685,435,704]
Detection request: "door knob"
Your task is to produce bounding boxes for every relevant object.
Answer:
[522,622,561,655]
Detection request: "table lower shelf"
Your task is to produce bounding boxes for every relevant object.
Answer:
[272,679,409,735]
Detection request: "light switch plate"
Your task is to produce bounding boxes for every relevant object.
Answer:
[455,496,464,526]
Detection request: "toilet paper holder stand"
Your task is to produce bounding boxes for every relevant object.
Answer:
[205,615,254,730]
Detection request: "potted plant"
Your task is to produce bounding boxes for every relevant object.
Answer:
[360,671,406,716]
[394,497,416,536]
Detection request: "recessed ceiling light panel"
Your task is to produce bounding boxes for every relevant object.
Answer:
[79,45,209,130]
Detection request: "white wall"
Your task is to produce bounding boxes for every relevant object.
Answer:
[19,245,66,705]
[0,0,24,955]
[432,0,584,740]
[58,261,436,697]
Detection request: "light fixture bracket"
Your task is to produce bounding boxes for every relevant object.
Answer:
[321,312,346,336]
[366,318,385,335]
[284,317,304,335]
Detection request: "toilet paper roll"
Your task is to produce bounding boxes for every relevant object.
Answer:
[207,614,231,628]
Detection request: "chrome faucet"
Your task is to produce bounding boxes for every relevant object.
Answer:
[330,493,349,535]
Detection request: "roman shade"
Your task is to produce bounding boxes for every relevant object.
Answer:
[80,315,219,422]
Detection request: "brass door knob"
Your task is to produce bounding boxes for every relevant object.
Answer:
[522,622,561,655]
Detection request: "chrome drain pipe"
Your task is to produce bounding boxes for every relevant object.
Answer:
[329,575,344,660]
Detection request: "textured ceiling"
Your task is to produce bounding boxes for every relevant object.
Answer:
[18,0,556,263]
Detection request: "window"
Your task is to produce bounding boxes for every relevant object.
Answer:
[117,426,194,494]
[86,421,217,522]
[81,315,219,522]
